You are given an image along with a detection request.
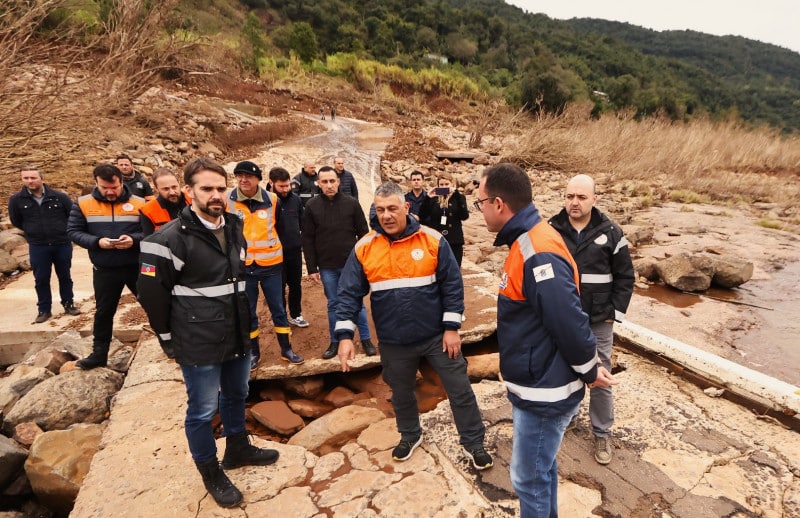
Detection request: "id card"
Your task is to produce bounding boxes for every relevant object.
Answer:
[440,216,447,226]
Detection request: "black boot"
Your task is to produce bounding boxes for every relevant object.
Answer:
[76,343,108,370]
[277,332,304,364]
[322,341,338,360]
[361,339,377,356]
[249,337,261,370]
[195,458,242,507]
[221,431,279,469]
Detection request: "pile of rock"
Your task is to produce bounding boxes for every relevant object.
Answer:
[634,252,754,291]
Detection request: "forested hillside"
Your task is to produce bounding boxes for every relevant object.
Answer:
[228,0,800,131]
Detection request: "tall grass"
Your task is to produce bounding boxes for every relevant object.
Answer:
[503,103,800,207]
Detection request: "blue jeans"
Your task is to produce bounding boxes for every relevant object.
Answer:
[245,270,289,335]
[319,268,370,342]
[511,402,580,518]
[29,243,74,313]
[180,353,251,463]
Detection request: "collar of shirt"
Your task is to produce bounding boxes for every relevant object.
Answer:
[236,187,263,203]
[191,206,226,230]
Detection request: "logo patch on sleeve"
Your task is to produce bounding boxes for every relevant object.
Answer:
[140,263,156,277]
[532,263,554,282]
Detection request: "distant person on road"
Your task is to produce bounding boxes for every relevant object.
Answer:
[8,166,81,323]
[419,173,469,267]
[331,105,336,120]
[336,181,493,469]
[404,170,429,219]
[333,156,359,200]
[320,107,325,120]
[115,154,154,200]
[139,168,190,237]
[67,164,145,369]
[302,166,375,359]
[229,161,304,367]
[474,163,618,517]
[137,157,279,509]
[548,173,635,466]
[292,160,320,208]
[269,166,309,329]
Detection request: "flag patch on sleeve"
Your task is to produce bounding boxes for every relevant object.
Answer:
[532,263,554,282]
[140,263,156,277]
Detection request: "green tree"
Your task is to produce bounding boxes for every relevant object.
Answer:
[289,21,319,62]
[241,12,267,74]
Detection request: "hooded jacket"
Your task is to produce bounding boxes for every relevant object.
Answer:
[495,204,598,416]
[549,207,635,324]
[334,216,463,346]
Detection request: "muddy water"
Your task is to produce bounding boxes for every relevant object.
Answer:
[638,261,800,386]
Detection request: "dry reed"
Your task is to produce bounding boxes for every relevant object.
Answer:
[503,103,800,207]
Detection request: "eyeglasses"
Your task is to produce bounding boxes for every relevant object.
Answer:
[472,196,496,211]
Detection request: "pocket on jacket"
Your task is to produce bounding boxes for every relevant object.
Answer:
[184,304,227,344]
[590,291,612,320]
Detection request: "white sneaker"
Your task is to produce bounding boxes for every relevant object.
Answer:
[288,315,310,328]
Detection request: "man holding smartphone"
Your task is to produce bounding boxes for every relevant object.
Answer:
[68,164,145,369]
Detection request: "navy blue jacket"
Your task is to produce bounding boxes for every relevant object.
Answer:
[495,204,598,416]
[275,191,303,251]
[8,185,73,246]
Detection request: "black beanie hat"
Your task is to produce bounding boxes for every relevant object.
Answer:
[233,160,262,180]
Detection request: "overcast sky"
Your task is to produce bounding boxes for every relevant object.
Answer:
[506,1,800,54]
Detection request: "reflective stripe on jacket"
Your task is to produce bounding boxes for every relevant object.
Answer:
[494,204,597,416]
[334,217,464,346]
[67,186,144,268]
[227,188,283,267]
[140,194,190,235]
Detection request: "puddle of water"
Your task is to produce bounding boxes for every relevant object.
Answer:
[635,284,701,308]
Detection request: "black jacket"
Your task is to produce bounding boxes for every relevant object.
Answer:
[123,171,153,198]
[549,207,635,324]
[137,207,251,365]
[8,185,73,246]
[275,191,303,251]
[419,190,469,246]
[302,193,368,273]
[67,186,145,268]
[337,169,359,200]
[292,170,320,207]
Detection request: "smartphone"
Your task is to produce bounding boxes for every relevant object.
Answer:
[435,187,451,196]
[108,238,121,243]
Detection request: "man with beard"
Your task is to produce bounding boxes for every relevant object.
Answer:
[139,168,190,236]
[68,164,145,369]
[138,157,279,508]
[269,166,309,328]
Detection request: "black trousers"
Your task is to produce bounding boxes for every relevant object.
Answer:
[92,264,138,347]
[281,247,303,318]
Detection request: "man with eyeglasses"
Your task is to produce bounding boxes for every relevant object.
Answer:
[548,173,634,466]
[475,163,617,517]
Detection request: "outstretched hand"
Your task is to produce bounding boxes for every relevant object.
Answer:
[588,366,619,389]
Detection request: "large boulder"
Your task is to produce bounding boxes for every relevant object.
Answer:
[633,256,660,281]
[711,255,754,288]
[4,369,123,432]
[654,253,712,292]
[24,423,104,515]
[0,365,54,422]
[0,230,26,253]
[0,248,19,274]
[288,406,386,454]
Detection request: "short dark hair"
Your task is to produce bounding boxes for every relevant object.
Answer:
[152,167,178,186]
[115,153,132,163]
[269,167,290,182]
[183,157,227,187]
[481,163,532,213]
[409,170,424,180]
[93,164,123,183]
[374,181,404,200]
[317,165,337,179]
[20,166,42,177]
